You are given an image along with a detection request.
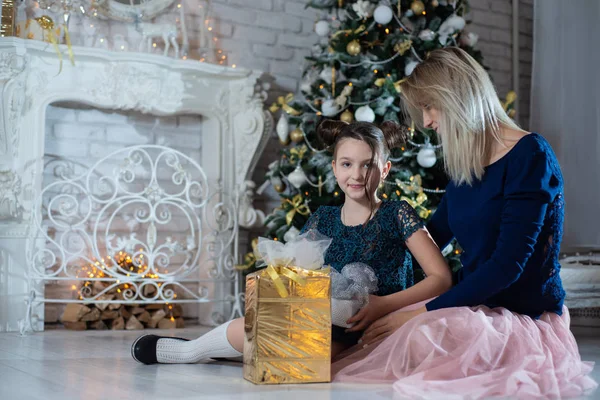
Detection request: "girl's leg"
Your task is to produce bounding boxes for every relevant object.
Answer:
[135,317,346,365]
[144,317,244,364]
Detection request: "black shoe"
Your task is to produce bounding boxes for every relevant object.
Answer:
[131,334,190,365]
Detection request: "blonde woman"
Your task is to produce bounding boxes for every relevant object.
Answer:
[332,47,597,399]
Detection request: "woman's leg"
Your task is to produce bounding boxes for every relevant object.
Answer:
[153,317,244,364]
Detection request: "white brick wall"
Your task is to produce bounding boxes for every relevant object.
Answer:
[468,0,534,129]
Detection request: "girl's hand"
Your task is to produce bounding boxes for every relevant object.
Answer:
[360,306,426,346]
[345,295,391,332]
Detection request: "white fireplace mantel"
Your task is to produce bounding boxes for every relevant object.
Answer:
[0,38,272,332]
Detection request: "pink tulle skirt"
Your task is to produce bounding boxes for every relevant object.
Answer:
[332,301,597,399]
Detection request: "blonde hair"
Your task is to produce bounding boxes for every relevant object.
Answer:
[400,47,522,185]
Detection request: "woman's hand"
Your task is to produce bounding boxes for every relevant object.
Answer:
[360,306,427,346]
[345,295,391,332]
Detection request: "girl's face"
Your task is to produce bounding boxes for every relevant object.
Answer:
[422,105,441,134]
[332,138,391,203]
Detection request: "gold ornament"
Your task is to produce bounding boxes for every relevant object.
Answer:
[35,15,54,31]
[340,109,354,123]
[394,40,413,56]
[411,0,425,15]
[290,128,304,143]
[346,40,361,56]
[431,0,439,7]
[0,0,16,37]
[274,182,286,193]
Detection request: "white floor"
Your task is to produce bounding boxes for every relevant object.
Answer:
[0,326,598,400]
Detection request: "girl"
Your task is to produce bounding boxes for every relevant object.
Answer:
[332,47,597,399]
[131,120,453,364]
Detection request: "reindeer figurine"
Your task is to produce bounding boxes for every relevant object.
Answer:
[133,14,180,58]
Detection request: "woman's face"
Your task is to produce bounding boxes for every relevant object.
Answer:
[422,106,441,134]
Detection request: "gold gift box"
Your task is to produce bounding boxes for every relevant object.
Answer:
[243,265,331,384]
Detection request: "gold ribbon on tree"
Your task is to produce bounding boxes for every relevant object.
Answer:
[401,192,431,219]
[289,145,308,164]
[284,194,310,226]
[374,76,407,93]
[331,24,366,40]
[502,91,517,118]
[235,238,259,271]
[394,40,413,56]
[269,93,302,116]
[401,192,428,208]
[397,174,423,194]
[397,175,433,219]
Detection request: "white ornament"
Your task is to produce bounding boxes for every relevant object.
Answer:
[355,105,375,123]
[417,146,437,168]
[287,165,308,189]
[460,31,479,47]
[438,14,466,45]
[276,114,290,143]
[373,5,394,24]
[321,99,342,117]
[405,60,420,76]
[352,0,375,19]
[133,18,180,58]
[283,226,300,243]
[314,20,330,37]
[418,29,435,42]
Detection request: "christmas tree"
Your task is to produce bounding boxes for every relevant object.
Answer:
[239,0,513,274]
